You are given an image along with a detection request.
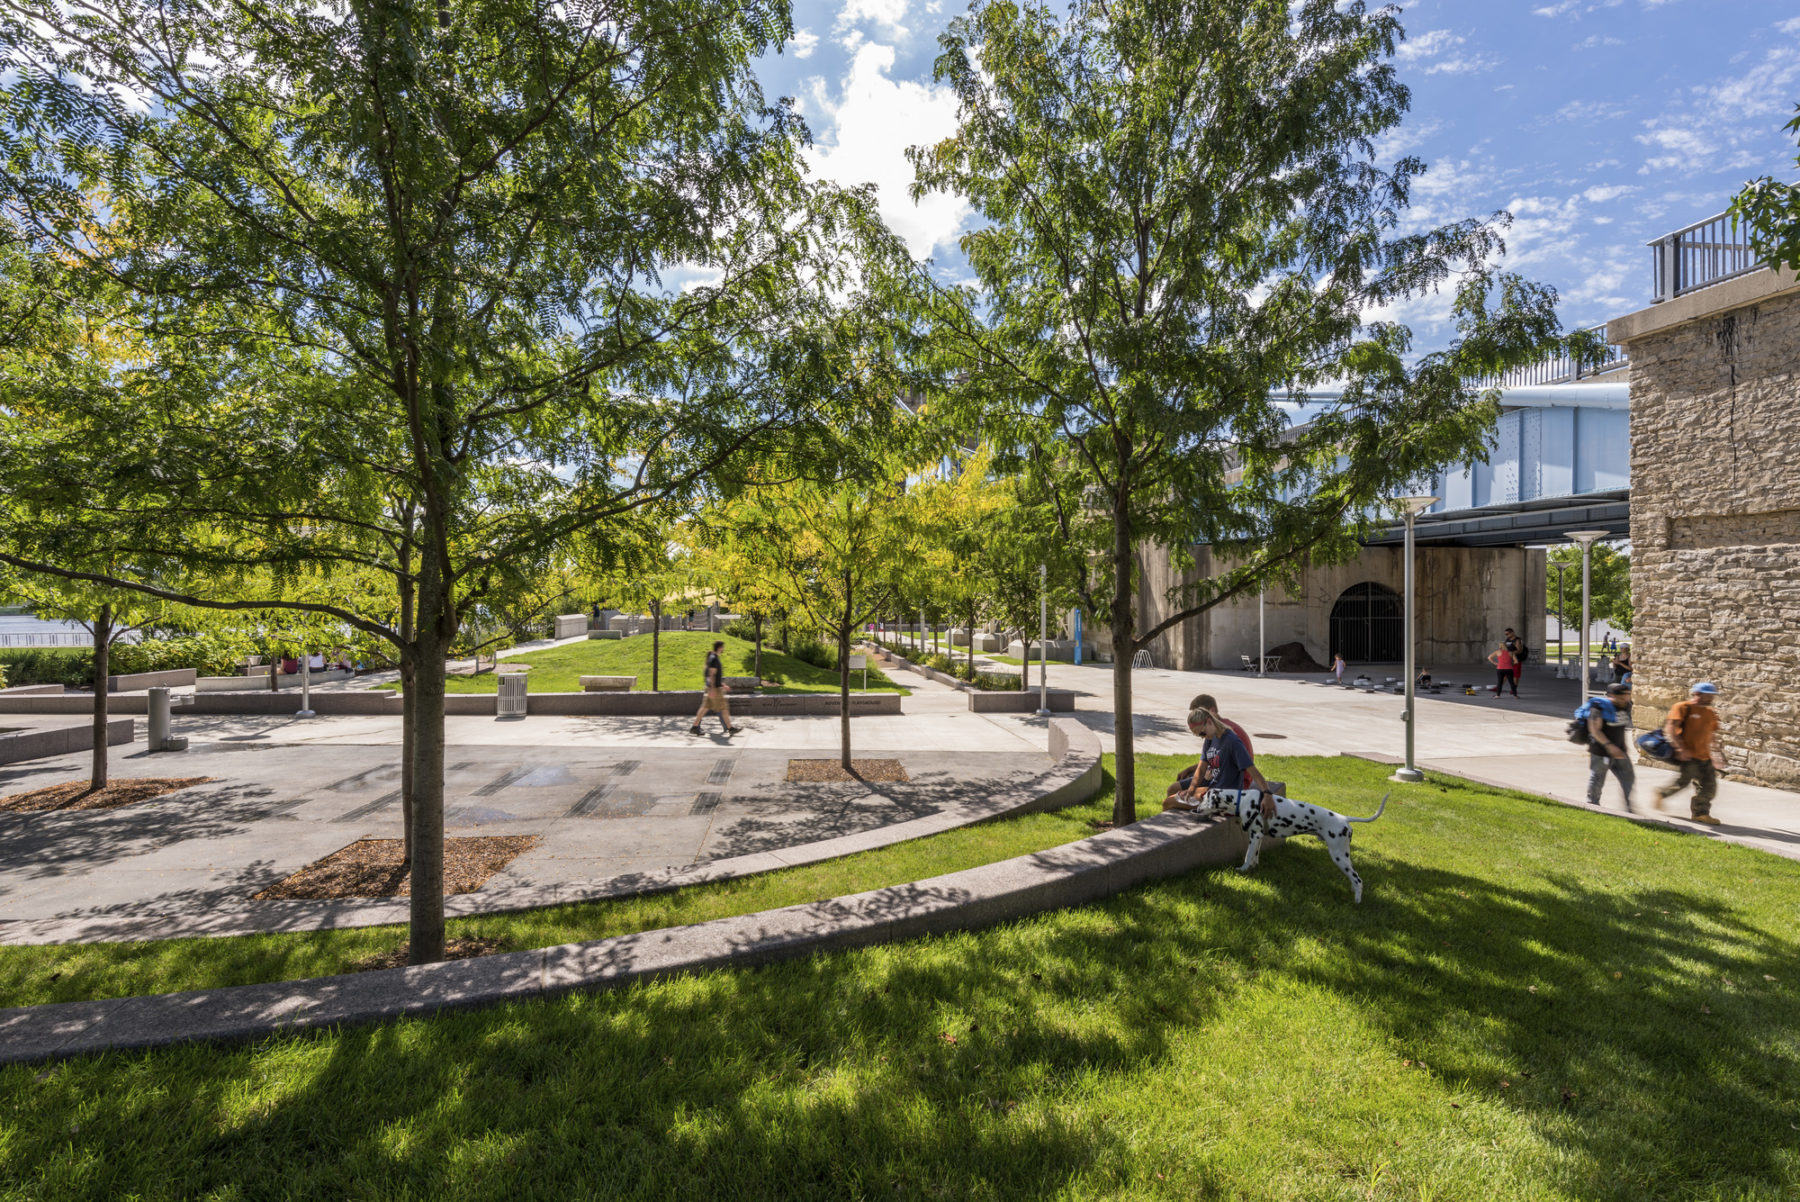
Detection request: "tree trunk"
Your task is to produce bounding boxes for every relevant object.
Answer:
[651,601,661,691]
[839,568,853,771]
[1019,639,1032,690]
[967,605,976,680]
[400,657,416,867]
[1111,493,1138,825]
[753,614,763,681]
[90,603,111,791]
[407,624,448,965]
[397,555,416,867]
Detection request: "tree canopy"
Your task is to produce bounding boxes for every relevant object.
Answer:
[910,0,1585,819]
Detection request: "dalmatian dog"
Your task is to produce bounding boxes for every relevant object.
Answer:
[1200,786,1389,903]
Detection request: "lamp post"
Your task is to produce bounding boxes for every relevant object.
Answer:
[1258,587,1265,677]
[1391,495,1438,784]
[1036,562,1050,716]
[1564,530,1610,695]
[296,645,315,719]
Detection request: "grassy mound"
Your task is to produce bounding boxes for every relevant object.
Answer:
[391,631,906,695]
[4,757,1798,1200]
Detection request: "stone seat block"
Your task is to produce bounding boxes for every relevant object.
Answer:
[578,675,637,692]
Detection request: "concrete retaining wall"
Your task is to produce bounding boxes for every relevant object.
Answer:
[107,669,196,693]
[968,689,1077,713]
[0,684,65,696]
[0,717,135,766]
[0,688,903,719]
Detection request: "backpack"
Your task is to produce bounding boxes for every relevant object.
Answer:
[1567,696,1615,746]
[1517,643,1531,665]
[1637,730,1677,761]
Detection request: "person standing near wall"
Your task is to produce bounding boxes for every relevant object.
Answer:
[1654,682,1724,824]
[1487,641,1520,697]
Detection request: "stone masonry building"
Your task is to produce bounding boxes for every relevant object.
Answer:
[1608,266,1800,790]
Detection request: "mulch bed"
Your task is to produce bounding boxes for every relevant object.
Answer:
[785,758,910,783]
[0,777,216,814]
[252,836,541,901]
[351,936,505,972]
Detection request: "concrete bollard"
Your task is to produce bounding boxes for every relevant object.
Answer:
[148,687,171,750]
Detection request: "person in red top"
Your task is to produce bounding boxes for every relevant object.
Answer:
[1164,693,1255,809]
[1486,642,1519,697]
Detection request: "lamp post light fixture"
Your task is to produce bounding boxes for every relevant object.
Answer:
[1564,530,1610,695]
[1037,562,1051,716]
[1391,494,1438,784]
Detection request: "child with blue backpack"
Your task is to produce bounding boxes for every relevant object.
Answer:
[1577,682,1636,811]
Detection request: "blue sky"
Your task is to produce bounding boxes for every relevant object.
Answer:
[753,0,1800,348]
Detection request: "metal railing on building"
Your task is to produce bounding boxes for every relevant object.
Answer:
[1649,209,1764,303]
[1467,326,1628,390]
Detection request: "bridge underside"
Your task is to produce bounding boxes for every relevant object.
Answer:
[1364,489,1629,549]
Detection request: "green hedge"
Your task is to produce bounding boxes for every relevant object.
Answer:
[0,633,263,687]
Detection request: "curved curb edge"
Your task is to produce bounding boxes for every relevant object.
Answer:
[2,721,1104,947]
[0,803,1245,1066]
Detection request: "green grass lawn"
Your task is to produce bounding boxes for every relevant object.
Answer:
[389,631,907,695]
[4,757,1799,1200]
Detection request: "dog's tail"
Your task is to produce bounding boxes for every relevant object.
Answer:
[1346,791,1389,824]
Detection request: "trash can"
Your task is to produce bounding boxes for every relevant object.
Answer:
[497,673,527,720]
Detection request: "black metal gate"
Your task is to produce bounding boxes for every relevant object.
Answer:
[1329,582,1403,664]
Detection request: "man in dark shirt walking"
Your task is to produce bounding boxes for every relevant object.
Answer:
[1584,682,1635,811]
[690,640,739,737]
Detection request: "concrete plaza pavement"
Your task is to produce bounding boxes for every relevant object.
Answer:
[4,658,1795,945]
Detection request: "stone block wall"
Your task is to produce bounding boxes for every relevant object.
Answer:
[1620,280,1800,789]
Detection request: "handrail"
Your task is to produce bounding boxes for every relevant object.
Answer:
[1649,209,1764,303]
[1467,326,1627,390]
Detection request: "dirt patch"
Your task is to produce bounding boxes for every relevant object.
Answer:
[253,836,540,900]
[351,936,505,972]
[0,777,216,813]
[786,758,910,783]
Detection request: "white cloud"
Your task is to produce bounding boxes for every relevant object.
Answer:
[1575,34,1624,49]
[804,42,972,260]
[836,0,909,36]
[790,28,819,59]
[1634,24,1800,176]
[1395,29,1498,75]
[1582,184,1636,203]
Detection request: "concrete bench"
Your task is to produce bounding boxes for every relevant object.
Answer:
[722,676,760,692]
[579,675,636,692]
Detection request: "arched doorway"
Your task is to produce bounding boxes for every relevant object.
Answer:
[1330,582,1403,663]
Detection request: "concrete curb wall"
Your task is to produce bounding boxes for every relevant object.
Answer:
[0,807,1238,1066]
[969,690,1077,713]
[0,717,135,766]
[0,689,905,718]
[107,669,197,693]
[0,684,65,696]
[0,719,1104,946]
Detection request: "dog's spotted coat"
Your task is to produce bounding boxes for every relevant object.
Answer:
[1200,787,1388,903]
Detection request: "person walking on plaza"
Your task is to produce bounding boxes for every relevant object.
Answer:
[1654,682,1724,823]
[1583,682,1636,812]
[1330,652,1346,684]
[690,640,739,737]
[1612,645,1632,687]
[1487,641,1519,697]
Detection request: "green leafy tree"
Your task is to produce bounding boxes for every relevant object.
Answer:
[1547,543,1631,640]
[911,0,1582,821]
[0,0,907,962]
[705,464,917,769]
[1730,104,1800,273]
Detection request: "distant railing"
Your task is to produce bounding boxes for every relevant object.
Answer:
[1650,209,1764,303]
[1468,326,1628,390]
[0,633,90,647]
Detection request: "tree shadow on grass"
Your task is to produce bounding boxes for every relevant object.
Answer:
[4,785,1798,1200]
